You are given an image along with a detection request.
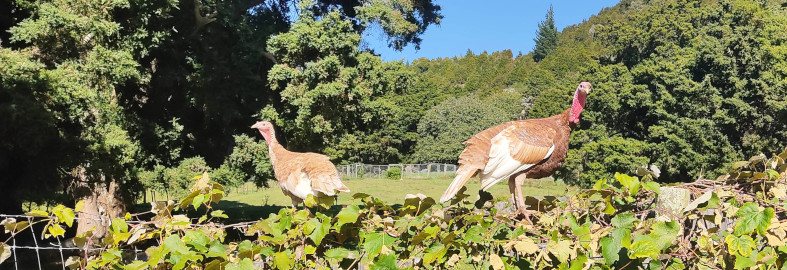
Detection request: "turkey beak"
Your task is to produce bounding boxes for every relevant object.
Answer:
[580,82,592,95]
[251,122,260,129]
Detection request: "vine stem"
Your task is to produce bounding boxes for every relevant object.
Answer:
[347,251,366,270]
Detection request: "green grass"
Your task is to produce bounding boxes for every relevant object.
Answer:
[212,176,577,222]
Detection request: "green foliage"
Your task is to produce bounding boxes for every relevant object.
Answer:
[263,0,431,164]
[2,149,786,269]
[214,135,273,188]
[532,5,559,62]
[560,136,651,188]
[407,0,787,189]
[384,166,402,180]
[1,0,441,212]
[413,92,522,163]
[574,0,787,183]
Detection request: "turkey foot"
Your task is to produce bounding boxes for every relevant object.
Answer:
[509,174,535,224]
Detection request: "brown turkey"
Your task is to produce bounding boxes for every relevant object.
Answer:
[251,121,350,207]
[440,82,591,220]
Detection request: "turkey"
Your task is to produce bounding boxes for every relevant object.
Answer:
[439,82,591,220]
[251,121,350,207]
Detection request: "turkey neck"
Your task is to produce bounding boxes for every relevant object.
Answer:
[260,129,286,166]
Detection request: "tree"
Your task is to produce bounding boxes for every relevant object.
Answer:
[262,0,441,164]
[532,5,559,62]
[412,92,521,163]
[1,0,441,235]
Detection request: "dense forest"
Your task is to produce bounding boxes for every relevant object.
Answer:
[2,0,786,219]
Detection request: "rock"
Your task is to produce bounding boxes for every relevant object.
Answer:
[656,187,691,222]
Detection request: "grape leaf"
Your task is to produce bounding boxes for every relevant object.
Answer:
[734,203,774,236]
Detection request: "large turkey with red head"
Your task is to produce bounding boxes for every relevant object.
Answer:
[440,82,592,220]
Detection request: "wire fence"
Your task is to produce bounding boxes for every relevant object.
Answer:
[0,214,137,270]
[0,213,262,270]
[336,163,458,179]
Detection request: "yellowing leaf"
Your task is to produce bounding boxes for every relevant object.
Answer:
[0,243,11,264]
[490,254,504,270]
[48,224,66,238]
[74,200,85,212]
[734,203,774,236]
[304,195,317,208]
[726,234,756,257]
[766,234,785,247]
[27,210,48,217]
[546,240,574,262]
[514,237,540,255]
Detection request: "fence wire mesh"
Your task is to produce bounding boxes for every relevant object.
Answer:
[336,163,457,179]
[0,213,264,270]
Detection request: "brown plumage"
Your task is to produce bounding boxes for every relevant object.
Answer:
[251,121,350,207]
[440,82,592,220]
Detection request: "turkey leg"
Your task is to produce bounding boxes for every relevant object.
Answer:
[513,173,536,224]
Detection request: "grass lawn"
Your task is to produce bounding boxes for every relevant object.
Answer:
[212,176,577,222]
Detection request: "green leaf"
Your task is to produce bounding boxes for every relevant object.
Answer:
[734,203,774,236]
[163,235,189,254]
[179,190,201,209]
[631,221,680,258]
[666,258,686,270]
[183,231,209,251]
[273,251,293,270]
[206,241,227,259]
[308,218,330,245]
[192,194,205,210]
[725,234,756,257]
[615,173,640,195]
[324,248,349,260]
[335,205,361,228]
[123,261,147,270]
[568,255,588,270]
[593,179,608,190]
[111,218,129,233]
[600,237,620,265]
[603,198,616,215]
[464,225,483,243]
[292,210,309,224]
[52,205,75,227]
[423,243,447,265]
[642,181,660,194]
[210,210,228,219]
[611,213,638,229]
[575,225,591,248]
[226,258,255,270]
[238,240,254,259]
[734,253,757,270]
[304,245,316,255]
[363,232,397,258]
[371,254,398,270]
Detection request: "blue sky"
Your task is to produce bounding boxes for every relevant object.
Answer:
[361,0,620,62]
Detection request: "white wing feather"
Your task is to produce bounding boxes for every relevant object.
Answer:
[479,133,555,190]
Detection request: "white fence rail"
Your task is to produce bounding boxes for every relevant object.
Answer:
[336,163,458,179]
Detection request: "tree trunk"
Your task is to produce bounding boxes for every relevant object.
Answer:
[71,168,126,243]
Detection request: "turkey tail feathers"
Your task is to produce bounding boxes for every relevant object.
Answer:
[439,166,477,203]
